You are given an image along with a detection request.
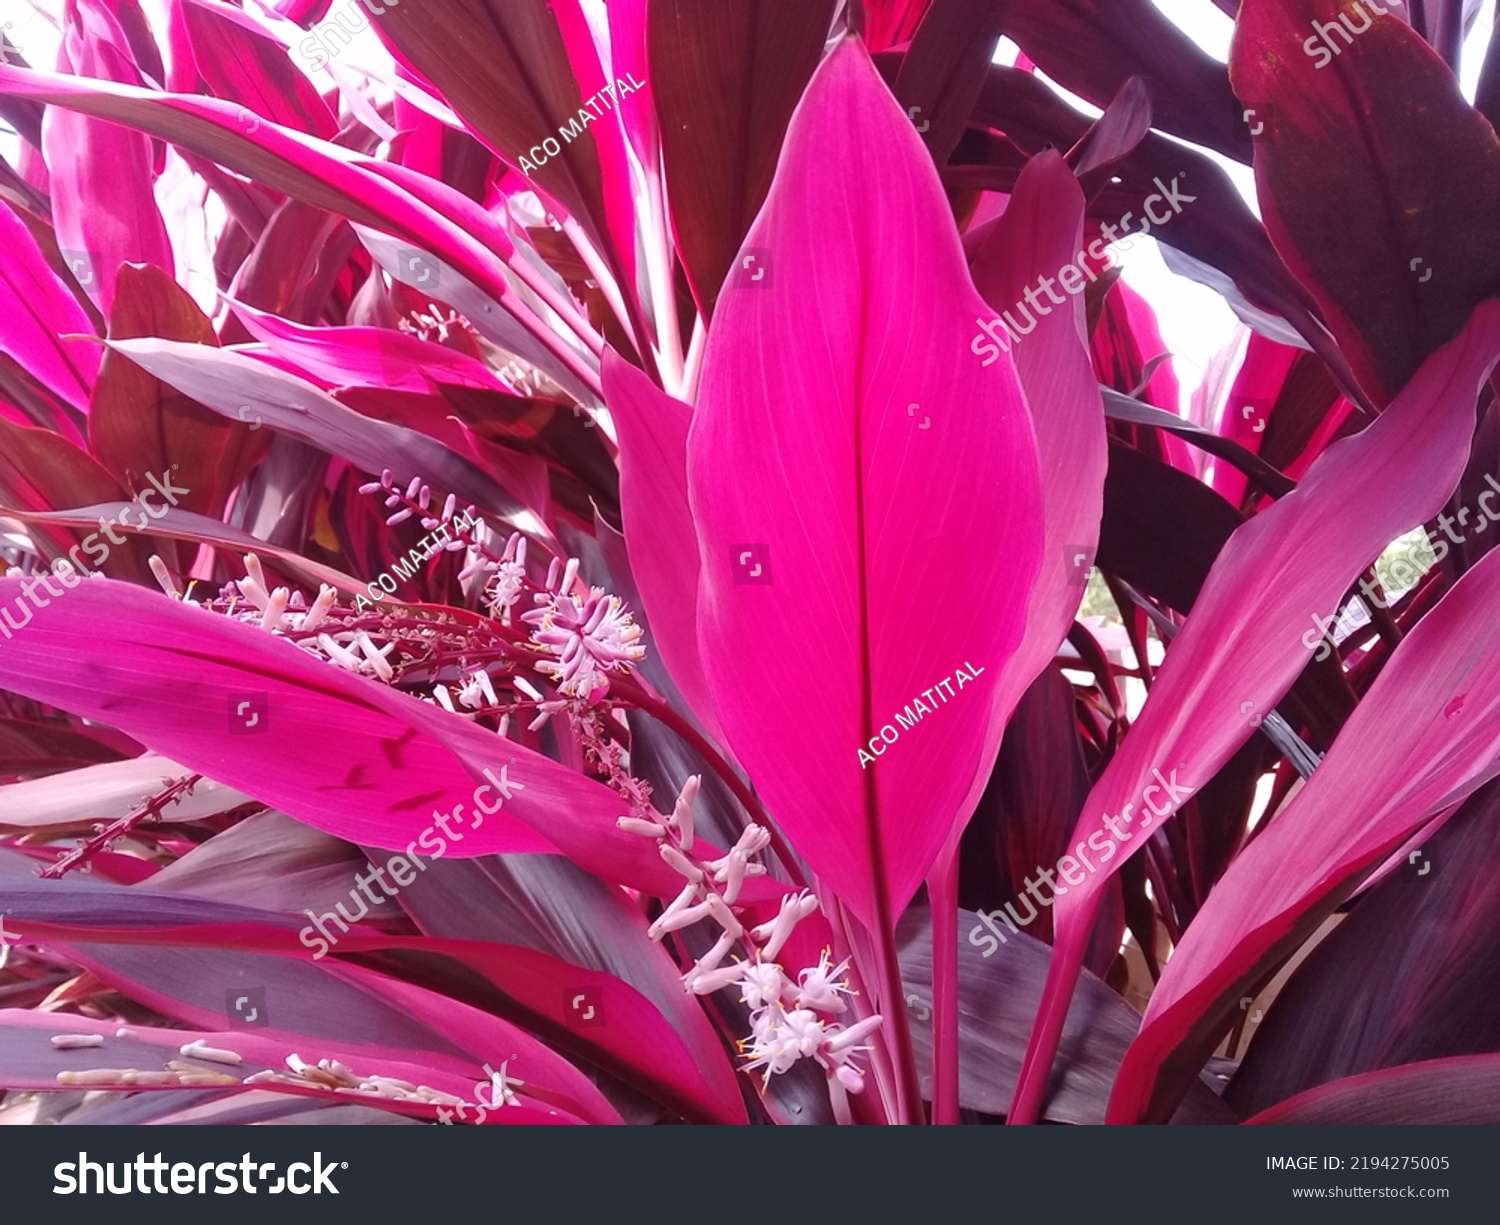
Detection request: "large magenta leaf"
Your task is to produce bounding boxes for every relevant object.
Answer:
[602,350,723,744]
[1010,300,1500,1123]
[1110,544,1500,1121]
[0,577,704,897]
[686,39,1044,931]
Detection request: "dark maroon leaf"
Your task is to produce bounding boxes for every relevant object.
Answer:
[649,0,837,316]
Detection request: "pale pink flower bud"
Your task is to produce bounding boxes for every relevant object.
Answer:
[261,586,291,633]
[753,890,818,960]
[299,585,336,633]
[669,775,700,851]
[617,816,666,838]
[317,633,361,671]
[825,1014,883,1054]
[660,844,703,882]
[705,894,742,939]
[648,900,712,938]
[148,556,180,598]
[685,930,736,978]
[685,963,745,995]
[722,850,750,904]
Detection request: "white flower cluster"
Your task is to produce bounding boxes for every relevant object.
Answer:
[619,777,882,1114]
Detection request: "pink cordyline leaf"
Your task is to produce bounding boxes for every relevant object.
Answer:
[1010,298,1500,1124]
[1109,542,1500,1121]
[0,63,599,395]
[602,349,724,745]
[605,0,657,175]
[102,336,550,540]
[44,0,174,313]
[229,300,509,394]
[860,0,935,52]
[179,0,340,140]
[927,149,1105,1119]
[960,151,1107,827]
[2,500,369,596]
[0,202,100,416]
[27,941,621,1124]
[3,858,744,1122]
[0,577,727,898]
[687,38,1045,933]
[1243,1055,1500,1125]
[383,859,751,1123]
[1210,332,1293,506]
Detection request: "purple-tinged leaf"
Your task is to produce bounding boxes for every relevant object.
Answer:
[1244,1055,1500,1125]
[103,337,548,539]
[91,264,265,524]
[181,0,339,140]
[650,0,838,317]
[1111,543,1500,1122]
[897,908,1234,1123]
[1224,779,1500,1117]
[1231,0,1500,402]
[1012,299,1500,1124]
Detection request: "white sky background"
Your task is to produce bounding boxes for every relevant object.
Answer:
[0,0,1495,416]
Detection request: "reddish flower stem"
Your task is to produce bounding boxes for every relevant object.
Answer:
[41,773,203,879]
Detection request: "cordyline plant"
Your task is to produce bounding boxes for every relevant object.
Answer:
[1,0,1499,1128]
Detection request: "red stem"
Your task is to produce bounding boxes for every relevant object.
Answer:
[928,832,962,1124]
[613,678,807,889]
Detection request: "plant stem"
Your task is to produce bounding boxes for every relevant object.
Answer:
[614,678,806,889]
